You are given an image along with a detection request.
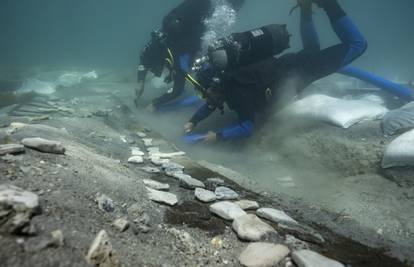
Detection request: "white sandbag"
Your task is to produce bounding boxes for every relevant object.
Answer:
[382,101,414,136]
[56,71,98,87]
[282,94,388,128]
[19,79,56,95]
[382,129,414,168]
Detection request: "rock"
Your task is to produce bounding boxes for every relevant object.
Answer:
[285,235,309,250]
[127,203,143,217]
[96,194,115,212]
[239,242,290,267]
[130,147,145,156]
[128,156,144,164]
[137,131,147,138]
[162,162,185,173]
[232,214,276,241]
[195,188,217,203]
[21,137,65,154]
[146,187,178,206]
[150,157,170,166]
[142,138,153,147]
[29,115,50,122]
[143,179,170,191]
[151,151,186,159]
[206,177,225,186]
[0,144,25,155]
[209,201,246,221]
[50,229,64,247]
[113,218,129,232]
[278,223,325,244]
[178,174,205,189]
[147,147,160,154]
[215,186,239,200]
[292,250,344,267]
[235,200,259,210]
[86,230,121,267]
[257,208,298,225]
[141,166,160,174]
[0,184,40,234]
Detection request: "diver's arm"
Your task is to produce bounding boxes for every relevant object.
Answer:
[189,103,216,126]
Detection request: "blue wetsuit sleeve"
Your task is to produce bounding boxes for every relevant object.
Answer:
[189,103,215,125]
[216,120,254,141]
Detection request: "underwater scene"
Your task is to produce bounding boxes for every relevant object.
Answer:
[1,0,414,266]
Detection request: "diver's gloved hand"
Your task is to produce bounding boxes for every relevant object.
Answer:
[184,122,194,134]
[203,131,218,143]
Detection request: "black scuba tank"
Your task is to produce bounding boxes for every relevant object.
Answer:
[207,24,291,71]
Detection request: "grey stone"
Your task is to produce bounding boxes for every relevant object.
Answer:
[257,208,298,225]
[96,194,115,212]
[113,218,129,232]
[235,200,259,210]
[143,179,170,191]
[21,137,65,154]
[178,174,205,189]
[0,185,40,234]
[278,223,325,244]
[162,162,185,173]
[292,250,344,267]
[209,201,246,221]
[285,235,309,250]
[150,157,170,166]
[146,187,178,206]
[142,138,153,147]
[194,188,217,203]
[232,214,276,241]
[206,177,225,185]
[0,144,25,155]
[85,230,121,267]
[50,229,64,247]
[215,186,239,200]
[239,242,290,267]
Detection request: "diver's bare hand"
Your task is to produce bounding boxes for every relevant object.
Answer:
[203,131,217,143]
[184,122,194,134]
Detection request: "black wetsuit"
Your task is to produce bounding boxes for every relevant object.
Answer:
[189,0,367,140]
[138,0,245,109]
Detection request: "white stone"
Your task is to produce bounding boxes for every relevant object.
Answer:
[150,157,170,166]
[0,184,39,210]
[292,250,344,267]
[162,162,185,172]
[0,144,25,155]
[235,200,259,210]
[21,137,65,154]
[215,186,239,200]
[113,218,129,232]
[257,208,298,225]
[130,147,145,156]
[232,214,276,241]
[195,188,217,203]
[143,179,170,191]
[85,230,121,267]
[209,201,246,221]
[150,151,186,159]
[147,147,160,154]
[146,187,178,206]
[137,131,147,138]
[128,156,144,164]
[178,174,205,189]
[142,138,153,147]
[239,242,290,267]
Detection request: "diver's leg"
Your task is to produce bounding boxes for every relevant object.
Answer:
[294,0,367,84]
[299,0,320,52]
[152,72,186,109]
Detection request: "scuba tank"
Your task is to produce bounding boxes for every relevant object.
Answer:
[200,24,291,71]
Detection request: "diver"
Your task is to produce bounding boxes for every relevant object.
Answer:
[184,0,367,142]
[135,0,245,111]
